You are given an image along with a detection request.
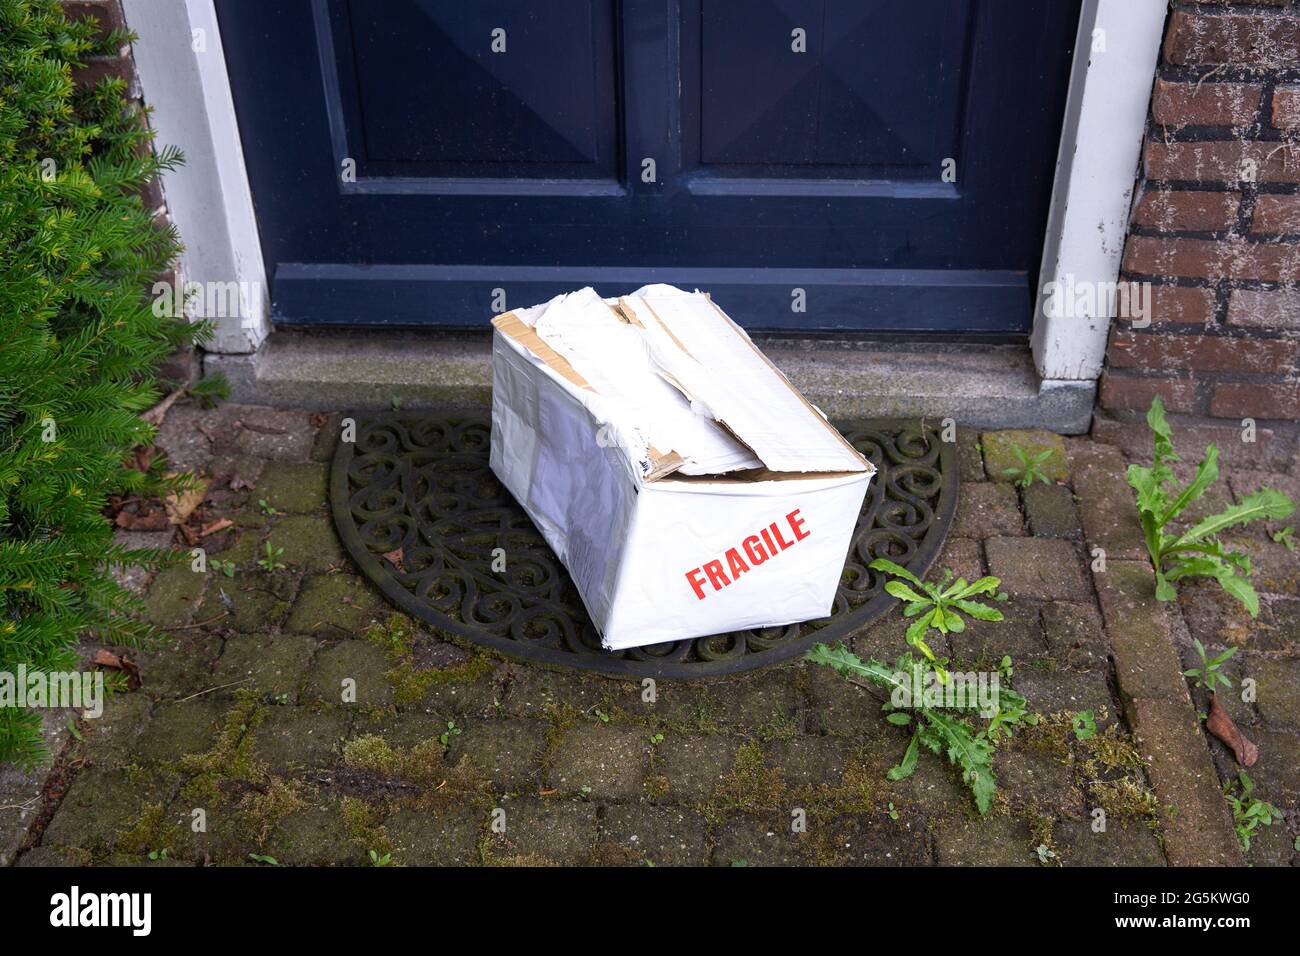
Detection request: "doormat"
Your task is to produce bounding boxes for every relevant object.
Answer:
[330,410,958,678]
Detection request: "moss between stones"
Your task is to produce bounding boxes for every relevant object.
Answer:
[707,741,786,823]
[364,614,495,706]
[176,692,266,805]
[117,802,182,858]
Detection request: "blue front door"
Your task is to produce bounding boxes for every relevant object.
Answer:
[218,0,1082,332]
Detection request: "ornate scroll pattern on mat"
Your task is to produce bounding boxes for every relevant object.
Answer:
[332,411,957,678]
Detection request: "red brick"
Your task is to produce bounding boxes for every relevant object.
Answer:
[1099,371,1200,414]
[72,54,138,97]
[1145,284,1217,325]
[1210,382,1300,419]
[1250,194,1300,234]
[1132,189,1239,231]
[1107,330,1299,374]
[1273,86,1300,130]
[1226,289,1300,330]
[1144,141,1300,184]
[1123,235,1300,283]
[1152,79,1262,127]
[61,1,125,40]
[1164,10,1300,66]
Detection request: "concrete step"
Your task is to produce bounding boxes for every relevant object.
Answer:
[206,330,1095,433]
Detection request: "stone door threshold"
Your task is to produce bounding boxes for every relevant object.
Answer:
[206,330,1097,434]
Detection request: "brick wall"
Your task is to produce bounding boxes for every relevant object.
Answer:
[1101,0,1300,436]
[61,0,194,386]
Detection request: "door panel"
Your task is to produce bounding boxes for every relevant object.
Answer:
[217,0,1082,332]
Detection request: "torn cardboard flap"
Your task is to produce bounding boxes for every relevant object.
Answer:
[491,285,871,481]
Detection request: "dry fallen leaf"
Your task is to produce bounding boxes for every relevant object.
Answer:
[115,509,170,531]
[1206,693,1257,767]
[164,473,209,525]
[199,517,234,537]
[92,649,142,691]
[380,547,404,570]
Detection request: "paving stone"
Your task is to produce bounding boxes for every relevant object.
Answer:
[953,483,1024,538]
[1094,561,1188,704]
[252,706,351,773]
[651,734,742,803]
[1252,656,1300,728]
[1067,441,1147,560]
[1176,577,1256,649]
[597,805,708,867]
[955,430,985,483]
[1246,728,1300,805]
[304,639,394,708]
[40,768,173,854]
[129,631,224,697]
[232,407,317,461]
[498,667,612,720]
[1131,698,1242,866]
[1023,483,1082,539]
[933,814,1035,866]
[1240,813,1297,867]
[409,672,503,718]
[1222,532,1300,596]
[212,634,318,703]
[154,404,220,473]
[804,663,895,739]
[350,711,449,750]
[271,515,348,573]
[75,692,152,767]
[311,413,343,462]
[982,429,1069,484]
[1012,666,1116,728]
[1042,601,1108,671]
[993,741,1081,815]
[546,723,649,799]
[267,800,359,866]
[985,538,1089,602]
[948,602,1048,667]
[253,461,330,514]
[383,805,483,866]
[135,699,227,763]
[710,813,804,866]
[934,537,983,582]
[16,845,92,867]
[444,719,546,794]
[817,814,933,866]
[1257,595,1300,652]
[1092,416,1278,470]
[487,798,596,864]
[852,608,939,663]
[1055,818,1166,867]
[889,750,972,815]
[219,577,298,632]
[286,574,385,637]
[142,565,208,627]
[695,669,802,730]
[764,736,857,792]
[112,529,174,595]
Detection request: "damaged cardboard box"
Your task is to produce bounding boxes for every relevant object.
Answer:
[489,284,874,650]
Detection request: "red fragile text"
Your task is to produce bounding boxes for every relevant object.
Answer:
[685,509,811,600]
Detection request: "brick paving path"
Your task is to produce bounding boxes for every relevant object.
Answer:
[3,404,1295,866]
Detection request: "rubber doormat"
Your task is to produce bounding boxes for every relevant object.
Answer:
[330,410,958,678]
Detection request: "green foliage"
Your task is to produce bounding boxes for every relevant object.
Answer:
[1127,398,1294,617]
[256,541,285,573]
[1071,710,1097,742]
[1182,638,1236,696]
[805,642,1035,815]
[1223,772,1283,853]
[1002,443,1053,489]
[868,558,1006,682]
[0,0,193,766]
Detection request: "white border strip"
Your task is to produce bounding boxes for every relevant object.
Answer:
[1033,0,1166,382]
[121,0,269,354]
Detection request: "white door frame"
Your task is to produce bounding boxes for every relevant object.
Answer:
[124,0,1166,381]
